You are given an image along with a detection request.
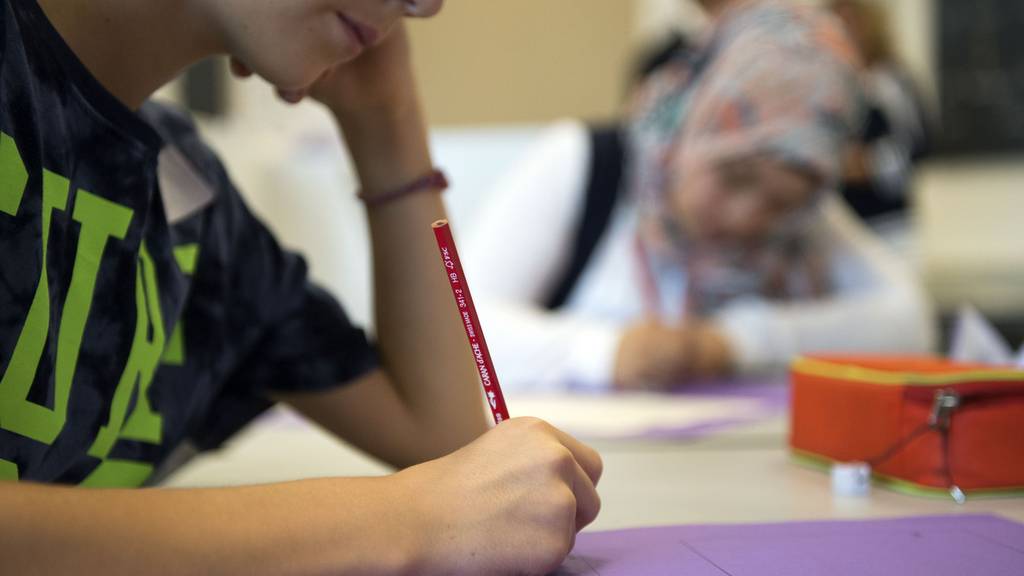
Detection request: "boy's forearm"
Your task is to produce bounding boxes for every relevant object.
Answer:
[333,99,490,459]
[0,477,419,576]
[337,97,434,193]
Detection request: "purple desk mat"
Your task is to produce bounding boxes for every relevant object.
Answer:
[557,515,1024,575]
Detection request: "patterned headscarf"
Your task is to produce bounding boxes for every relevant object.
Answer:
[627,0,864,315]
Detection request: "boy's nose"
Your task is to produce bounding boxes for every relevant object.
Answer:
[404,0,444,18]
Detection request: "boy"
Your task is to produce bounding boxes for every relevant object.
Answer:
[0,0,602,574]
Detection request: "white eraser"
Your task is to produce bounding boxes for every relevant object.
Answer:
[831,462,872,497]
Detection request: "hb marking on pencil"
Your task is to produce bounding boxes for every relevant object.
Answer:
[432,219,510,424]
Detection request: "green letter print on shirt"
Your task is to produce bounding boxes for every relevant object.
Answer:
[0,168,133,445]
[89,243,166,458]
[161,243,199,366]
[0,458,18,480]
[0,131,168,486]
[83,244,170,487]
[0,131,28,215]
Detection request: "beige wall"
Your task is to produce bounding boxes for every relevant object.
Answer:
[407,0,939,127]
[883,0,937,107]
[179,0,937,130]
[407,1,637,126]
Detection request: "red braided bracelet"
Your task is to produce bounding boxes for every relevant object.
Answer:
[357,168,449,206]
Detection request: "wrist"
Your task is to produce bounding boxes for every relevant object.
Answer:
[328,92,419,128]
[240,478,424,576]
[357,169,447,206]
[387,466,443,576]
[332,102,433,193]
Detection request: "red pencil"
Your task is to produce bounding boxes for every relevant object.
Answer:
[432,219,511,424]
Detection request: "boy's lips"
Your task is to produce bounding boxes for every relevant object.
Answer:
[336,13,379,50]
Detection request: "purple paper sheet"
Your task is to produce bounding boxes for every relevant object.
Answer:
[558,515,1024,575]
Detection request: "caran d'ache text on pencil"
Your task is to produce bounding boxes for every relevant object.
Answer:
[438,236,501,417]
[432,220,511,424]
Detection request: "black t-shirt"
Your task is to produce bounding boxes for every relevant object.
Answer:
[0,0,377,486]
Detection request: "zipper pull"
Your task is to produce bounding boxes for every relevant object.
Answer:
[929,389,965,504]
[929,389,960,430]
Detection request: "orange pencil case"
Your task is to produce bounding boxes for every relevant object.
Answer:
[789,355,1024,498]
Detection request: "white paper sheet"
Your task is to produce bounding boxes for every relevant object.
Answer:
[511,393,767,439]
[948,305,1017,365]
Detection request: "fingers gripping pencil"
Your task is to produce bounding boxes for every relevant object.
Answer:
[432,220,511,424]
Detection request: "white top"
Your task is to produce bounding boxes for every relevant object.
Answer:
[463,121,936,392]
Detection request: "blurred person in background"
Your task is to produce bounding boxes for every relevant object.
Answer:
[830,0,933,222]
[465,0,936,392]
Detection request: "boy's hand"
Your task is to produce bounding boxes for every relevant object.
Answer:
[394,417,603,575]
[230,23,417,120]
[306,22,418,120]
[231,21,428,191]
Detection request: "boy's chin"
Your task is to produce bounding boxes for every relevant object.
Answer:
[266,76,316,94]
[248,62,325,93]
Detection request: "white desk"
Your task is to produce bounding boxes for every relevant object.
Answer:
[164,408,1024,530]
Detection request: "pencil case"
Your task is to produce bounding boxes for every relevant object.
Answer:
[789,355,1024,498]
